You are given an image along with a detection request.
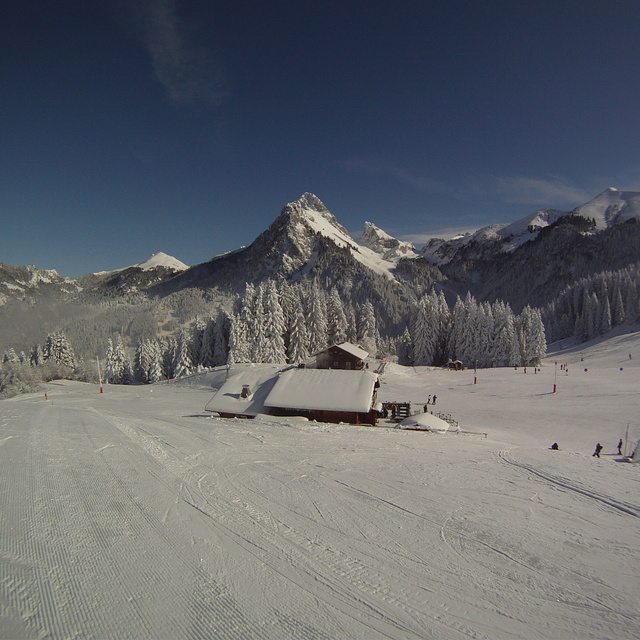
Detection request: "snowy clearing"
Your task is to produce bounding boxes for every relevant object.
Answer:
[1,329,639,639]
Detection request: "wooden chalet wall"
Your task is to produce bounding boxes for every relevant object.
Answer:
[270,407,378,426]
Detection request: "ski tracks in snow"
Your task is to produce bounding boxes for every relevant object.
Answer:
[498,450,640,518]
[2,386,639,639]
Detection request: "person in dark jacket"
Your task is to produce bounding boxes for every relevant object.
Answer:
[617,439,623,455]
[592,443,603,458]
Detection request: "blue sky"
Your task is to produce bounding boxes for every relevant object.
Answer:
[3,0,640,276]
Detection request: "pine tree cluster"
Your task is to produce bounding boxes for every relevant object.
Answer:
[1,331,79,397]
[543,264,640,343]
[406,291,546,368]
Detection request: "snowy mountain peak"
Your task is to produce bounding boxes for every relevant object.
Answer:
[358,222,417,261]
[280,193,353,249]
[265,194,408,280]
[282,193,348,234]
[572,188,640,229]
[296,192,330,214]
[134,252,188,272]
[422,188,640,266]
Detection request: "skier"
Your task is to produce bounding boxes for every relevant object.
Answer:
[592,443,603,458]
[550,443,559,450]
[617,439,623,455]
[432,394,437,405]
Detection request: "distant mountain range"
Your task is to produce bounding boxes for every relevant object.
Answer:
[2,188,640,317]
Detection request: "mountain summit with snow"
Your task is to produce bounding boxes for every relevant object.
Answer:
[357,221,417,262]
[273,193,413,278]
[572,187,640,229]
[423,188,640,267]
[134,252,188,272]
[2,188,640,317]
[160,193,422,294]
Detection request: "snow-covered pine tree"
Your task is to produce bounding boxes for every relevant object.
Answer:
[597,295,612,336]
[475,302,494,368]
[327,288,349,346]
[491,301,520,367]
[173,330,194,378]
[345,306,358,344]
[277,280,298,354]
[357,301,378,356]
[134,339,162,383]
[200,317,217,368]
[229,309,250,364]
[261,280,287,364]
[190,318,207,367]
[29,344,44,367]
[434,291,451,365]
[447,295,476,364]
[134,340,150,383]
[611,283,626,327]
[115,335,133,384]
[105,338,116,383]
[397,326,414,365]
[246,283,267,363]
[158,337,175,380]
[288,303,309,365]
[213,312,230,366]
[44,332,76,369]
[528,306,547,365]
[518,305,547,365]
[412,294,438,365]
[3,348,18,364]
[306,280,328,354]
[226,314,239,366]
[147,340,163,383]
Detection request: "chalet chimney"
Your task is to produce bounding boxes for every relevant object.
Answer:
[240,384,252,398]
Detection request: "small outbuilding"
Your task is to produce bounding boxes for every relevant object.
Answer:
[314,342,369,370]
[397,412,451,432]
[446,360,464,371]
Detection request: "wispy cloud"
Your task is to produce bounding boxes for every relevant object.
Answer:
[341,156,445,193]
[343,155,591,208]
[489,176,590,206]
[126,0,228,106]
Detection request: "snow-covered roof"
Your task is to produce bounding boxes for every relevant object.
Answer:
[264,369,378,413]
[398,412,450,432]
[315,342,369,360]
[335,342,369,360]
[205,370,279,416]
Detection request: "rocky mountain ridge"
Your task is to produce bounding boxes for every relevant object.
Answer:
[2,189,640,315]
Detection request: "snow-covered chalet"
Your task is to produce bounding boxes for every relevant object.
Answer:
[314,342,368,370]
[205,348,380,426]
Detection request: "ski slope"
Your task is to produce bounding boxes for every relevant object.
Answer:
[1,329,639,639]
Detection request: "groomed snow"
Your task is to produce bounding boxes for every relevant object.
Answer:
[1,327,639,639]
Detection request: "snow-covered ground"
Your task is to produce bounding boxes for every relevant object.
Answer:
[1,329,639,639]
